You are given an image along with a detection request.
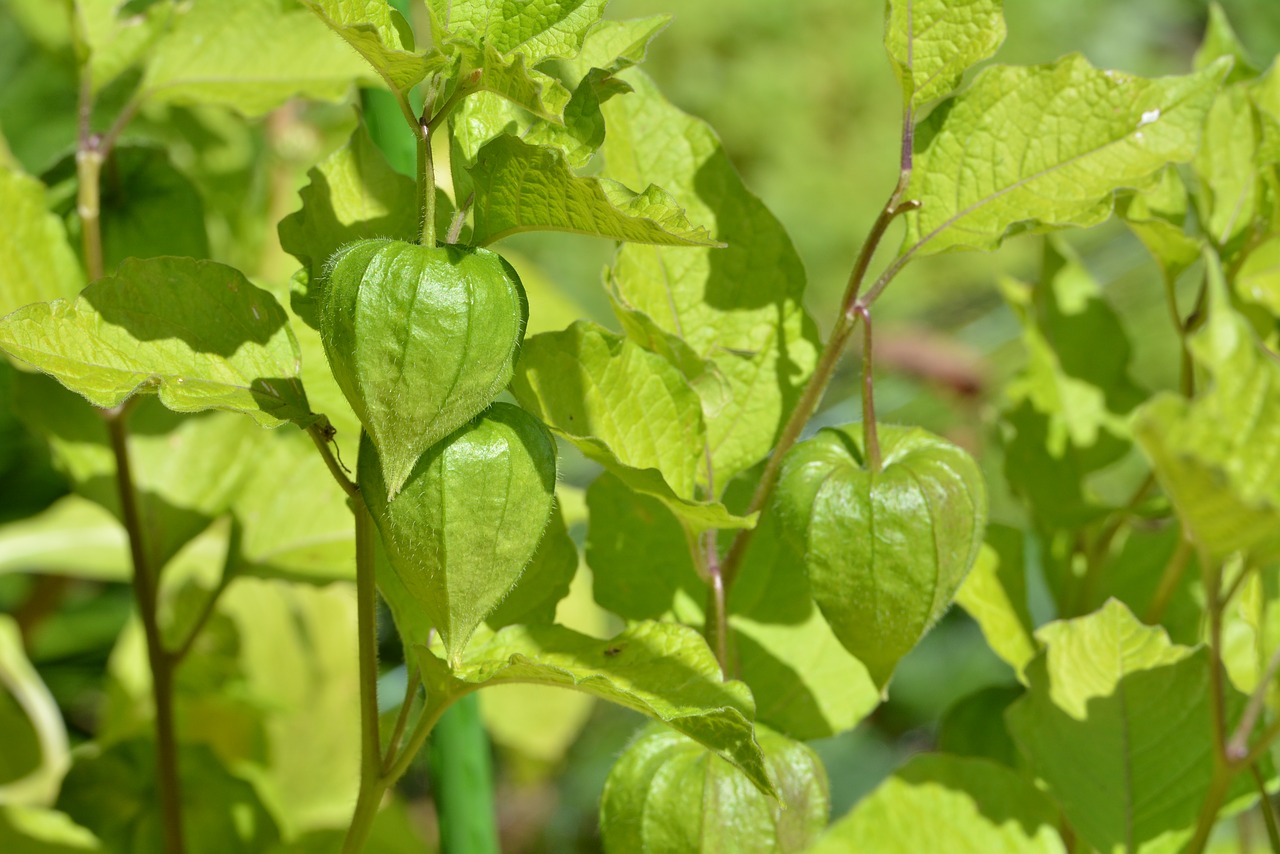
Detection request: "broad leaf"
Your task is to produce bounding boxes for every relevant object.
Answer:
[458,42,571,122]
[57,741,280,854]
[601,70,820,487]
[299,0,442,92]
[564,16,672,79]
[885,0,1005,110]
[776,424,987,689]
[1133,256,1280,564]
[1193,4,1260,85]
[413,621,775,796]
[513,321,706,500]
[1237,235,1280,316]
[426,0,608,65]
[600,725,828,853]
[360,404,557,663]
[1120,168,1202,281]
[936,685,1025,768]
[1006,600,1253,854]
[903,55,1228,255]
[0,616,68,805]
[321,240,526,498]
[468,135,718,246]
[1194,84,1267,251]
[0,164,82,317]
[811,754,1064,853]
[485,505,578,629]
[141,0,372,116]
[0,257,313,428]
[956,527,1038,678]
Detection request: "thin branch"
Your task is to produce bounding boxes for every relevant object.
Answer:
[1144,534,1192,624]
[381,665,422,776]
[169,523,240,664]
[1228,644,1280,762]
[1253,764,1280,854]
[446,192,475,244]
[306,421,359,499]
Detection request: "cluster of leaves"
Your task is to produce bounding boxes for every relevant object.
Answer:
[1,0,1280,851]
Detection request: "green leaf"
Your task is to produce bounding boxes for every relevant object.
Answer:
[1120,168,1202,281]
[776,424,987,689]
[458,42,571,123]
[485,505,578,629]
[903,56,1228,256]
[361,404,557,663]
[62,146,209,276]
[1194,83,1268,251]
[600,724,828,853]
[0,495,128,581]
[936,685,1025,769]
[468,135,718,247]
[998,239,1146,529]
[321,240,526,498]
[956,526,1038,678]
[479,682,594,764]
[884,0,1005,110]
[1193,3,1260,85]
[0,615,68,805]
[0,163,83,317]
[1006,600,1252,854]
[57,740,281,854]
[1237,235,1280,316]
[427,0,608,65]
[73,0,172,95]
[14,379,265,573]
[513,321,704,499]
[810,754,1064,853]
[231,430,355,583]
[298,0,444,92]
[0,257,313,428]
[563,16,672,79]
[600,70,820,487]
[140,0,373,116]
[0,806,102,853]
[1133,255,1280,564]
[413,620,775,796]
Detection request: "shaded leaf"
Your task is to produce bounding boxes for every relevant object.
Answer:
[956,526,1038,678]
[0,495,128,581]
[486,505,578,629]
[0,257,313,428]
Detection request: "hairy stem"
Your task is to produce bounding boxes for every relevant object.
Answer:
[343,477,382,852]
[418,115,436,247]
[381,666,422,777]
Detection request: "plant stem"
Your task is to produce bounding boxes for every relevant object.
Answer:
[1228,645,1280,762]
[702,528,729,675]
[856,305,881,472]
[381,666,422,776]
[1207,560,1229,751]
[1144,534,1191,624]
[428,695,500,854]
[1186,766,1234,854]
[417,115,436,247]
[346,479,383,848]
[105,407,186,854]
[1253,764,1280,854]
[306,421,359,498]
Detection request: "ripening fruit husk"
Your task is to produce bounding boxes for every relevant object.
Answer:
[320,238,528,498]
[775,423,987,690]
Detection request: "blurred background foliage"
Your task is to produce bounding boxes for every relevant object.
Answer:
[2,0,1279,850]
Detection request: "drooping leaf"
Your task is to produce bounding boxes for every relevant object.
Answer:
[0,495,128,581]
[457,42,571,122]
[413,620,775,797]
[903,56,1228,256]
[956,526,1038,678]
[1006,600,1253,854]
[884,0,1006,110]
[57,741,281,854]
[321,239,526,498]
[298,0,444,92]
[0,163,83,317]
[72,0,172,94]
[810,754,1064,853]
[601,70,820,487]
[140,0,373,116]
[1193,83,1267,251]
[426,0,608,65]
[776,423,988,689]
[600,724,828,853]
[563,15,672,79]
[0,615,68,806]
[0,806,102,853]
[1133,254,1280,564]
[1119,168,1202,281]
[468,135,719,247]
[14,378,265,573]
[360,404,557,663]
[1193,3,1260,85]
[0,257,313,428]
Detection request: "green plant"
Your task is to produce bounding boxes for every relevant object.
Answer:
[1,0,1280,851]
